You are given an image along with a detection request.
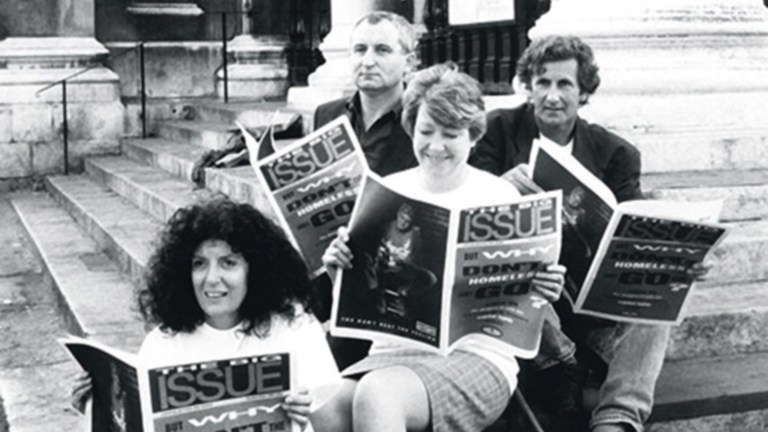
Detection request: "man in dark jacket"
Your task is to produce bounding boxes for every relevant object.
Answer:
[313,11,418,177]
[313,11,419,370]
[470,35,666,432]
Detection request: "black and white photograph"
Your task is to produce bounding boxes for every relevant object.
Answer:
[0,1,765,432]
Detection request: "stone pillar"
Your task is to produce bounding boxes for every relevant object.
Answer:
[0,0,123,179]
[286,0,379,110]
[528,0,768,172]
[215,0,289,100]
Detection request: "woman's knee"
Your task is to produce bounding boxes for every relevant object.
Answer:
[353,367,430,430]
[311,379,356,432]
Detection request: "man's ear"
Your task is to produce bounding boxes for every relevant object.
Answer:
[579,92,589,105]
[405,51,419,73]
[512,76,531,99]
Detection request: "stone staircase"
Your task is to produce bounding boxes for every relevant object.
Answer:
[3,99,768,432]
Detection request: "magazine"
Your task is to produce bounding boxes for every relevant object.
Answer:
[330,174,563,358]
[242,116,369,276]
[60,336,297,432]
[529,139,729,324]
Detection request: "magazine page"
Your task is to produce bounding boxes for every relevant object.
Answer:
[446,191,562,358]
[331,174,451,351]
[60,336,144,432]
[141,353,297,432]
[617,199,724,224]
[575,210,729,324]
[61,337,299,432]
[529,139,617,303]
[250,116,368,276]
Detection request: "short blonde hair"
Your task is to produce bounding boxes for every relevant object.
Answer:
[401,63,486,141]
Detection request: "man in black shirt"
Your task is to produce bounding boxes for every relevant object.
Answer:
[313,11,419,369]
[313,11,418,177]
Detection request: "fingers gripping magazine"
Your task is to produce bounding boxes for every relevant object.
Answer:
[244,116,368,276]
[330,174,563,358]
[60,336,297,432]
[530,139,729,324]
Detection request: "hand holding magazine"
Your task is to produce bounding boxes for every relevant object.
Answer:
[60,336,297,432]
[529,139,729,324]
[330,174,563,359]
[242,116,369,276]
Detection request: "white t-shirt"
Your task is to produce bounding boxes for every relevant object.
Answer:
[139,305,341,411]
[374,167,523,389]
[537,135,574,155]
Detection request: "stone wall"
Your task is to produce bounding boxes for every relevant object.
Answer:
[0,38,124,179]
[0,0,93,37]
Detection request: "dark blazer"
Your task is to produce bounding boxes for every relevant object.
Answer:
[470,103,642,202]
[314,95,417,177]
[313,97,349,129]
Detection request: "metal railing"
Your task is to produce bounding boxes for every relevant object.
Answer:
[203,6,255,103]
[420,0,550,93]
[32,5,246,176]
[31,3,296,175]
[35,45,148,175]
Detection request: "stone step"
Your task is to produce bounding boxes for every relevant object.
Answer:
[483,97,768,174]
[643,169,768,222]
[85,156,214,222]
[10,194,144,349]
[122,96,210,139]
[44,175,159,285]
[121,137,207,180]
[0,362,84,432]
[629,126,768,174]
[191,100,299,128]
[0,194,84,432]
[157,120,237,151]
[121,138,276,218]
[0,354,86,432]
[121,138,768,286]
[120,136,290,182]
[124,138,768,226]
[666,280,768,361]
[705,219,768,286]
[203,165,277,219]
[83,142,768,363]
[648,351,768,431]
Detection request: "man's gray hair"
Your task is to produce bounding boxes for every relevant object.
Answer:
[354,11,417,54]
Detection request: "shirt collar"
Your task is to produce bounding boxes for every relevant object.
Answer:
[345,91,403,123]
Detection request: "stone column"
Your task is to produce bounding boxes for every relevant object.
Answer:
[216,0,290,100]
[528,0,768,172]
[286,0,379,110]
[0,0,123,179]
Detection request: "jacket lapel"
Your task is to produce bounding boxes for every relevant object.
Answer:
[571,117,600,176]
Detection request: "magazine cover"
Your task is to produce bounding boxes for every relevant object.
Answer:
[448,195,562,357]
[530,139,729,324]
[330,174,562,357]
[245,116,369,276]
[63,339,141,432]
[529,139,616,303]
[61,336,297,432]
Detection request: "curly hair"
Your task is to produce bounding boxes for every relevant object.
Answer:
[516,35,601,104]
[401,62,486,141]
[139,197,317,336]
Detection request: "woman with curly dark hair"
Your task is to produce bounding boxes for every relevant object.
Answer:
[139,196,318,335]
[73,197,340,430]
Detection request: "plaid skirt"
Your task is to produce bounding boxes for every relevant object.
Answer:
[343,349,511,432]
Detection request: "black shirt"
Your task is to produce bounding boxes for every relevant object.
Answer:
[314,93,417,176]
